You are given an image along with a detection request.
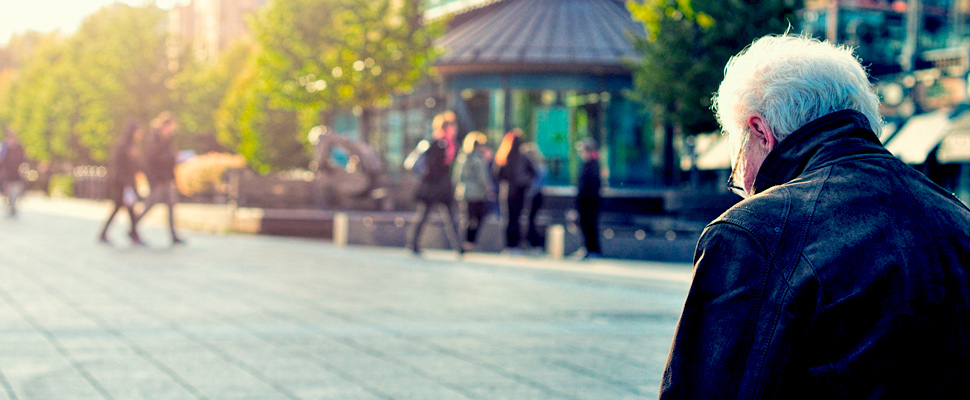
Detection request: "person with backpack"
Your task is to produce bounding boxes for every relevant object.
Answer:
[404,111,462,256]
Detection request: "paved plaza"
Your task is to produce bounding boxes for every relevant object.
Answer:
[0,197,692,399]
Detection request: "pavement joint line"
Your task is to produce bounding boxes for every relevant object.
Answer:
[98,237,590,400]
[136,254,585,400]
[64,246,400,400]
[16,240,309,400]
[547,358,648,397]
[7,241,211,400]
[0,365,18,400]
[234,265,669,397]
[0,284,116,400]
[1,203,679,398]
[111,253,495,400]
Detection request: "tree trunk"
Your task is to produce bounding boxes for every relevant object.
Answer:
[662,118,678,186]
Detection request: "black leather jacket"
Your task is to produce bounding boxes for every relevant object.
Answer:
[661,110,970,399]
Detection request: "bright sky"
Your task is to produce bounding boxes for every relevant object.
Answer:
[0,0,183,45]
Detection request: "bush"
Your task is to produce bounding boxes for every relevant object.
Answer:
[175,153,248,197]
[49,174,74,198]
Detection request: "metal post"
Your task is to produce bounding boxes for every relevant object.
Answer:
[334,212,349,247]
[546,224,565,260]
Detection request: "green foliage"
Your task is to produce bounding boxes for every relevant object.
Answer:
[216,58,313,174]
[252,0,442,113]
[626,0,796,134]
[173,40,254,153]
[48,173,74,198]
[2,4,170,164]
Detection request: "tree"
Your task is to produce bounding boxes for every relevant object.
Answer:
[251,0,442,143]
[2,4,170,165]
[172,39,253,153]
[626,0,796,184]
[216,57,314,174]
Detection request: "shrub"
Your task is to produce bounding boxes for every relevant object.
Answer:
[175,152,248,196]
[49,174,74,198]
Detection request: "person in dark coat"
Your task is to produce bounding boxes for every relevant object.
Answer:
[575,139,601,259]
[404,111,461,256]
[661,34,970,399]
[494,129,535,252]
[136,111,184,245]
[0,132,26,217]
[99,120,144,245]
[522,143,547,249]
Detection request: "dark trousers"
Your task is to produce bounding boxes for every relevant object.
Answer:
[100,199,139,239]
[527,191,544,247]
[462,200,487,244]
[409,200,461,251]
[137,181,180,240]
[579,206,600,255]
[505,185,527,249]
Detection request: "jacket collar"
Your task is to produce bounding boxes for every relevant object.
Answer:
[752,110,888,194]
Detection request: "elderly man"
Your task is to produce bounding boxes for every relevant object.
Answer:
[660,34,970,398]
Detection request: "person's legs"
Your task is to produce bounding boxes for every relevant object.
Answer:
[440,201,462,253]
[466,201,486,245]
[7,181,23,216]
[506,186,525,249]
[163,183,183,243]
[580,210,601,256]
[527,191,544,247]
[125,204,143,244]
[136,182,161,224]
[99,201,123,242]
[408,202,430,253]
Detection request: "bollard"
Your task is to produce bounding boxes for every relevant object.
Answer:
[333,212,349,247]
[546,224,565,260]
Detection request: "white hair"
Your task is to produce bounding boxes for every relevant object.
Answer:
[714,34,883,146]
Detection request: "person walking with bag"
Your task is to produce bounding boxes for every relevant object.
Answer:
[405,111,462,256]
[136,111,184,245]
[453,131,492,252]
[99,120,145,245]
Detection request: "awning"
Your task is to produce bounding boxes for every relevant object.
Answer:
[938,129,970,164]
[433,0,644,76]
[884,109,953,164]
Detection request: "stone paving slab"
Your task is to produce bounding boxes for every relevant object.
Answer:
[0,196,693,399]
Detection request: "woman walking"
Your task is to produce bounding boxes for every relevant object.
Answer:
[99,120,144,245]
[453,132,492,252]
[404,111,462,256]
[136,112,184,245]
[494,129,535,252]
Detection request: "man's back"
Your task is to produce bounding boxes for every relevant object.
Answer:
[662,111,970,399]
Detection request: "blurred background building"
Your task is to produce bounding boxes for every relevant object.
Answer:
[161,0,970,207]
[167,0,267,66]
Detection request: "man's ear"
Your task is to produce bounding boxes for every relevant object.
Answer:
[747,115,777,153]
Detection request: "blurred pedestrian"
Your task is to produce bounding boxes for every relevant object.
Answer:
[453,131,492,252]
[99,120,145,246]
[661,34,970,399]
[0,132,26,217]
[136,111,184,245]
[494,129,535,252]
[521,143,547,249]
[575,139,601,259]
[404,111,461,256]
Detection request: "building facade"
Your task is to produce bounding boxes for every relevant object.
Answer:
[167,0,266,65]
